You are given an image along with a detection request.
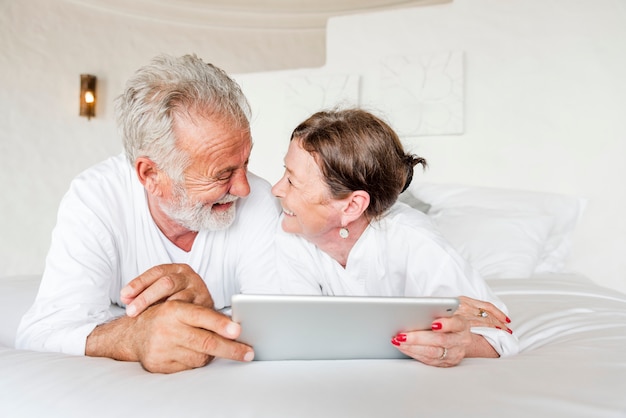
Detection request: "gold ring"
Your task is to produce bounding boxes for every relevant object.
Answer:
[439,347,447,360]
[478,308,488,318]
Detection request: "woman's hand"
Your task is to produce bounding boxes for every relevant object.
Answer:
[456,296,513,334]
[390,315,499,367]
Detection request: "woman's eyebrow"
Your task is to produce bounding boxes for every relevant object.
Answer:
[284,165,301,183]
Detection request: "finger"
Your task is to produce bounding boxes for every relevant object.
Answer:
[391,330,464,367]
[121,264,177,304]
[167,288,215,310]
[456,297,512,332]
[470,309,514,334]
[392,337,443,358]
[467,312,513,334]
[178,303,255,361]
[393,326,464,351]
[180,303,240,337]
[123,264,212,316]
[396,342,450,360]
[148,301,254,363]
[131,302,226,373]
[391,318,465,349]
[478,301,510,324]
[126,276,180,317]
[458,296,511,324]
[141,354,214,374]
[396,344,461,367]
[184,326,255,363]
[431,316,466,333]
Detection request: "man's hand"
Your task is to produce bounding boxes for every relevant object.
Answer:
[86,300,254,373]
[121,263,213,317]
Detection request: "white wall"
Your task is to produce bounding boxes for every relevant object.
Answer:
[1,0,625,294]
[237,0,626,293]
[332,0,626,295]
[0,0,325,278]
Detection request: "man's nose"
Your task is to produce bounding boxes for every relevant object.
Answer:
[230,168,250,198]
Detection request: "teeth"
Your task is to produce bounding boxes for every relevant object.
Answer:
[283,208,295,216]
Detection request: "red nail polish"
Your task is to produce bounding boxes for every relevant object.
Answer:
[395,333,407,342]
[506,317,512,323]
[432,322,442,330]
[507,328,513,334]
[495,326,502,330]
[391,338,400,346]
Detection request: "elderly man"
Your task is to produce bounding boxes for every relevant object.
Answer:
[16,54,280,373]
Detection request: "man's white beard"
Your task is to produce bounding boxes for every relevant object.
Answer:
[162,183,238,231]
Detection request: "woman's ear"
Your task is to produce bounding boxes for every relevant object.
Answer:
[135,157,162,196]
[342,190,370,223]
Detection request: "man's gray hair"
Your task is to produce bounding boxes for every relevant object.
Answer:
[115,54,251,181]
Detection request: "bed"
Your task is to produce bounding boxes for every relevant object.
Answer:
[1,184,625,418]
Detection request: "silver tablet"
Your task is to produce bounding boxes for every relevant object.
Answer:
[231,294,459,361]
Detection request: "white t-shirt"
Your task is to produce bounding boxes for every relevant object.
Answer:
[276,202,519,357]
[16,153,280,355]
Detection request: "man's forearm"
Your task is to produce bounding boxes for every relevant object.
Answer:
[85,315,138,361]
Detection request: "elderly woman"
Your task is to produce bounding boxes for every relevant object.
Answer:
[272,108,518,367]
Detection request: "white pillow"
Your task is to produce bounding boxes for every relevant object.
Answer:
[0,275,40,347]
[397,191,431,213]
[405,183,586,274]
[430,207,554,278]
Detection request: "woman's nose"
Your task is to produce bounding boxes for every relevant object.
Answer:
[271,177,285,198]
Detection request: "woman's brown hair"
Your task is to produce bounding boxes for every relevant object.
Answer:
[291,108,427,219]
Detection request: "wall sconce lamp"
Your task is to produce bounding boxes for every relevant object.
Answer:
[79,74,97,120]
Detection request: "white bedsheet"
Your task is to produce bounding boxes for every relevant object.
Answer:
[1,274,625,418]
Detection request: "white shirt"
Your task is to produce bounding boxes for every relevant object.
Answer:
[276,202,519,357]
[16,153,280,355]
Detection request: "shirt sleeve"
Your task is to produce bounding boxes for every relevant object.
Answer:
[470,327,519,357]
[16,173,122,355]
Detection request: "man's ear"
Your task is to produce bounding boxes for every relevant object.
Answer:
[342,190,370,224]
[135,157,162,196]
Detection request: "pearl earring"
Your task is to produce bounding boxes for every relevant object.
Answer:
[339,227,349,239]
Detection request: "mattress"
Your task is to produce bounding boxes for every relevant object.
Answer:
[1,273,625,418]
